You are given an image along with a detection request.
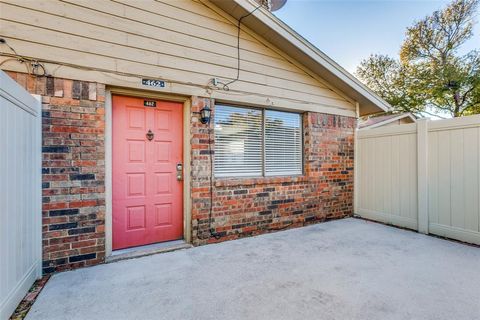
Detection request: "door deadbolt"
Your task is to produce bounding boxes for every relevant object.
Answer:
[146,130,154,141]
[176,163,183,181]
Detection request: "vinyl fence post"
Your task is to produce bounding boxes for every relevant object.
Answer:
[33,94,43,278]
[353,102,360,215]
[417,118,429,234]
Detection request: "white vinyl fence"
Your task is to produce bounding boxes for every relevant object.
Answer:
[356,115,480,245]
[0,71,42,320]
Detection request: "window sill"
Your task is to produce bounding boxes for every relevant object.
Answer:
[214,175,307,187]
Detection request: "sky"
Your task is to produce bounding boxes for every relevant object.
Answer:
[274,0,480,74]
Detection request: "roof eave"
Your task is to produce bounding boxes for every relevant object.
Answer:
[209,0,391,116]
[359,113,417,130]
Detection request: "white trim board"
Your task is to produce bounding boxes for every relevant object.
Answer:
[359,113,417,130]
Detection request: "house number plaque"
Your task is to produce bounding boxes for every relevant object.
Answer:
[144,100,156,107]
[141,79,165,88]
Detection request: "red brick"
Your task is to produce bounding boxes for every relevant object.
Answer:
[190,97,355,246]
[8,73,354,275]
[8,72,106,274]
[71,240,97,249]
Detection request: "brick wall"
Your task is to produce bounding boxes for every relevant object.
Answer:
[190,97,355,245]
[6,72,106,273]
[6,72,354,273]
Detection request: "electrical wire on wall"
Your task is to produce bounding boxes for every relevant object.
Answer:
[0,39,48,77]
[200,4,265,241]
[0,45,322,108]
[208,4,263,92]
[207,97,221,240]
[202,4,297,239]
[0,6,296,241]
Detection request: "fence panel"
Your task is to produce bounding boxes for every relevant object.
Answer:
[427,117,480,244]
[356,115,480,245]
[0,71,42,320]
[356,124,418,230]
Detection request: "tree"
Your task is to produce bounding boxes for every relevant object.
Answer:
[356,0,480,117]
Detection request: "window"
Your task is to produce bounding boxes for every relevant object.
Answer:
[264,110,303,176]
[214,105,302,177]
[214,105,263,177]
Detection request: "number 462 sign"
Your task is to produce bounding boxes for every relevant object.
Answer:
[142,79,165,88]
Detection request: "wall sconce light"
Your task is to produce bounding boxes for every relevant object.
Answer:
[197,105,211,124]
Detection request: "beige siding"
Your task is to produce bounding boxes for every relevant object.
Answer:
[383,118,412,127]
[383,121,402,127]
[399,117,412,124]
[0,0,355,116]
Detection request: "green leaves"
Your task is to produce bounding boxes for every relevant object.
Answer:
[356,0,480,117]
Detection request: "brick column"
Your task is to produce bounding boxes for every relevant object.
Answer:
[306,113,356,218]
[6,72,106,273]
[190,96,215,244]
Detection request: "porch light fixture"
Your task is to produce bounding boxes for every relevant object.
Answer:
[199,105,211,124]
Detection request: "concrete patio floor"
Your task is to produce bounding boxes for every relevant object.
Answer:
[27,218,480,320]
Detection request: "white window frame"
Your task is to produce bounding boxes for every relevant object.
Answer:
[214,104,303,178]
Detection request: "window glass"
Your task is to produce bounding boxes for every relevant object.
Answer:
[265,110,302,176]
[214,105,263,177]
[214,105,303,177]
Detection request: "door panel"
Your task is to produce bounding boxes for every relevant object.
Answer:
[112,95,183,250]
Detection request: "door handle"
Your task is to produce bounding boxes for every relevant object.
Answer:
[176,163,183,181]
[146,130,154,141]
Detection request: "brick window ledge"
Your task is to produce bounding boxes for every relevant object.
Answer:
[214,175,307,187]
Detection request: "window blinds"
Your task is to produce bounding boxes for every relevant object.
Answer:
[265,110,302,176]
[214,105,302,177]
[214,105,263,177]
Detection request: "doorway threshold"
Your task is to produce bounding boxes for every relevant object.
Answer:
[107,240,192,263]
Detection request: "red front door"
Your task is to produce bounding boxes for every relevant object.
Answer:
[112,95,183,250]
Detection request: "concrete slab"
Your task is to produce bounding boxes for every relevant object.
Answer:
[27,218,480,320]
